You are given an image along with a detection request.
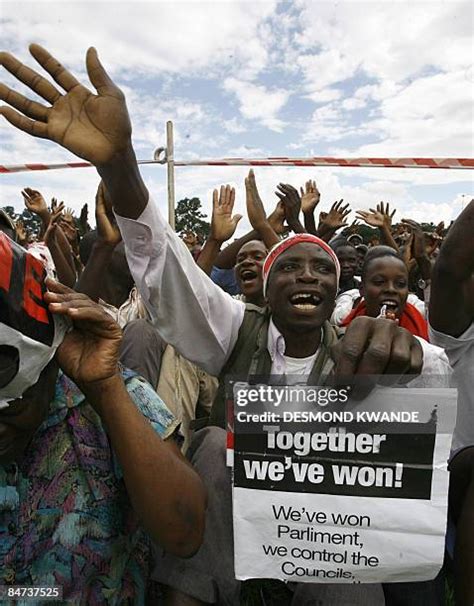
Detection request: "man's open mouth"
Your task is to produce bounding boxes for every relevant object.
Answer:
[240,269,258,283]
[289,292,322,310]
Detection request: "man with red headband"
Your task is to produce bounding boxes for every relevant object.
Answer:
[0,45,450,605]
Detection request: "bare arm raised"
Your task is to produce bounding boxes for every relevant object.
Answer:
[1,45,244,375]
[430,200,474,337]
[0,44,146,219]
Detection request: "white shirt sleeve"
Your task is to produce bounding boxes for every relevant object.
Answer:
[407,293,426,318]
[331,289,359,326]
[408,336,452,387]
[114,198,245,376]
[429,323,474,367]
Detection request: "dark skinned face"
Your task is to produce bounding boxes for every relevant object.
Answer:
[0,360,58,464]
[235,240,266,302]
[361,256,409,319]
[265,242,338,334]
[336,246,358,283]
[356,249,366,274]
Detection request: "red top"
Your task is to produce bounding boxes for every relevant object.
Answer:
[341,300,429,340]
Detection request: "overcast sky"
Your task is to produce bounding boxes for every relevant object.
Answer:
[1,0,473,232]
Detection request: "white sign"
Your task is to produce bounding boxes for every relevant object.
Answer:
[231,385,456,583]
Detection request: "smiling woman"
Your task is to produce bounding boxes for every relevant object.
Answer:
[341,246,429,339]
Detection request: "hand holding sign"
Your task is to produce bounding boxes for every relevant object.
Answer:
[44,279,122,390]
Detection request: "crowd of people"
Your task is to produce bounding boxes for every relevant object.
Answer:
[0,44,473,606]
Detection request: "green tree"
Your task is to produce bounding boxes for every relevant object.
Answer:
[175,197,210,241]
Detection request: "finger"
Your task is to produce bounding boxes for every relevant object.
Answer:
[409,338,423,376]
[48,297,94,312]
[230,187,235,206]
[86,47,119,96]
[29,44,80,93]
[225,184,232,206]
[49,301,114,328]
[45,277,77,296]
[278,183,297,194]
[300,187,304,197]
[217,184,224,206]
[232,214,243,227]
[60,308,122,339]
[0,84,49,121]
[380,328,415,382]
[0,107,48,139]
[212,189,218,209]
[0,51,61,104]
[355,319,396,376]
[334,317,374,377]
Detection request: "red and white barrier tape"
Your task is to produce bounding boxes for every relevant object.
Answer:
[0,157,473,174]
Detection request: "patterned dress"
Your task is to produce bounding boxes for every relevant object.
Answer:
[0,370,179,605]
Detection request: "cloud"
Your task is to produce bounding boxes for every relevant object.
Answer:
[351,70,474,157]
[223,77,290,131]
[1,1,277,80]
[296,0,472,83]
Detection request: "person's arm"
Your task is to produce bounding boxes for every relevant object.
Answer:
[245,169,280,249]
[76,181,122,299]
[197,184,242,275]
[401,219,432,281]
[356,202,399,251]
[45,280,206,557]
[43,219,77,287]
[21,187,51,238]
[49,199,77,274]
[430,199,474,337]
[0,45,244,376]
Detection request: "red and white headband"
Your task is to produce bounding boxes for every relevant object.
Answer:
[262,233,341,296]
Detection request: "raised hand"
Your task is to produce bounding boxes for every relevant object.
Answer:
[319,199,351,232]
[245,169,280,248]
[96,181,122,247]
[356,202,395,228]
[78,203,90,235]
[22,187,49,217]
[50,200,65,223]
[245,170,268,232]
[275,183,305,233]
[45,279,122,388]
[58,217,79,247]
[210,184,241,244]
[0,44,132,165]
[401,218,426,260]
[268,200,288,235]
[15,219,28,246]
[63,207,76,225]
[300,179,320,215]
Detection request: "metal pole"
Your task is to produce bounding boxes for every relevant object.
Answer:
[166,121,176,230]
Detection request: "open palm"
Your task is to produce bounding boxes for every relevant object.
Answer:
[0,45,132,165]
